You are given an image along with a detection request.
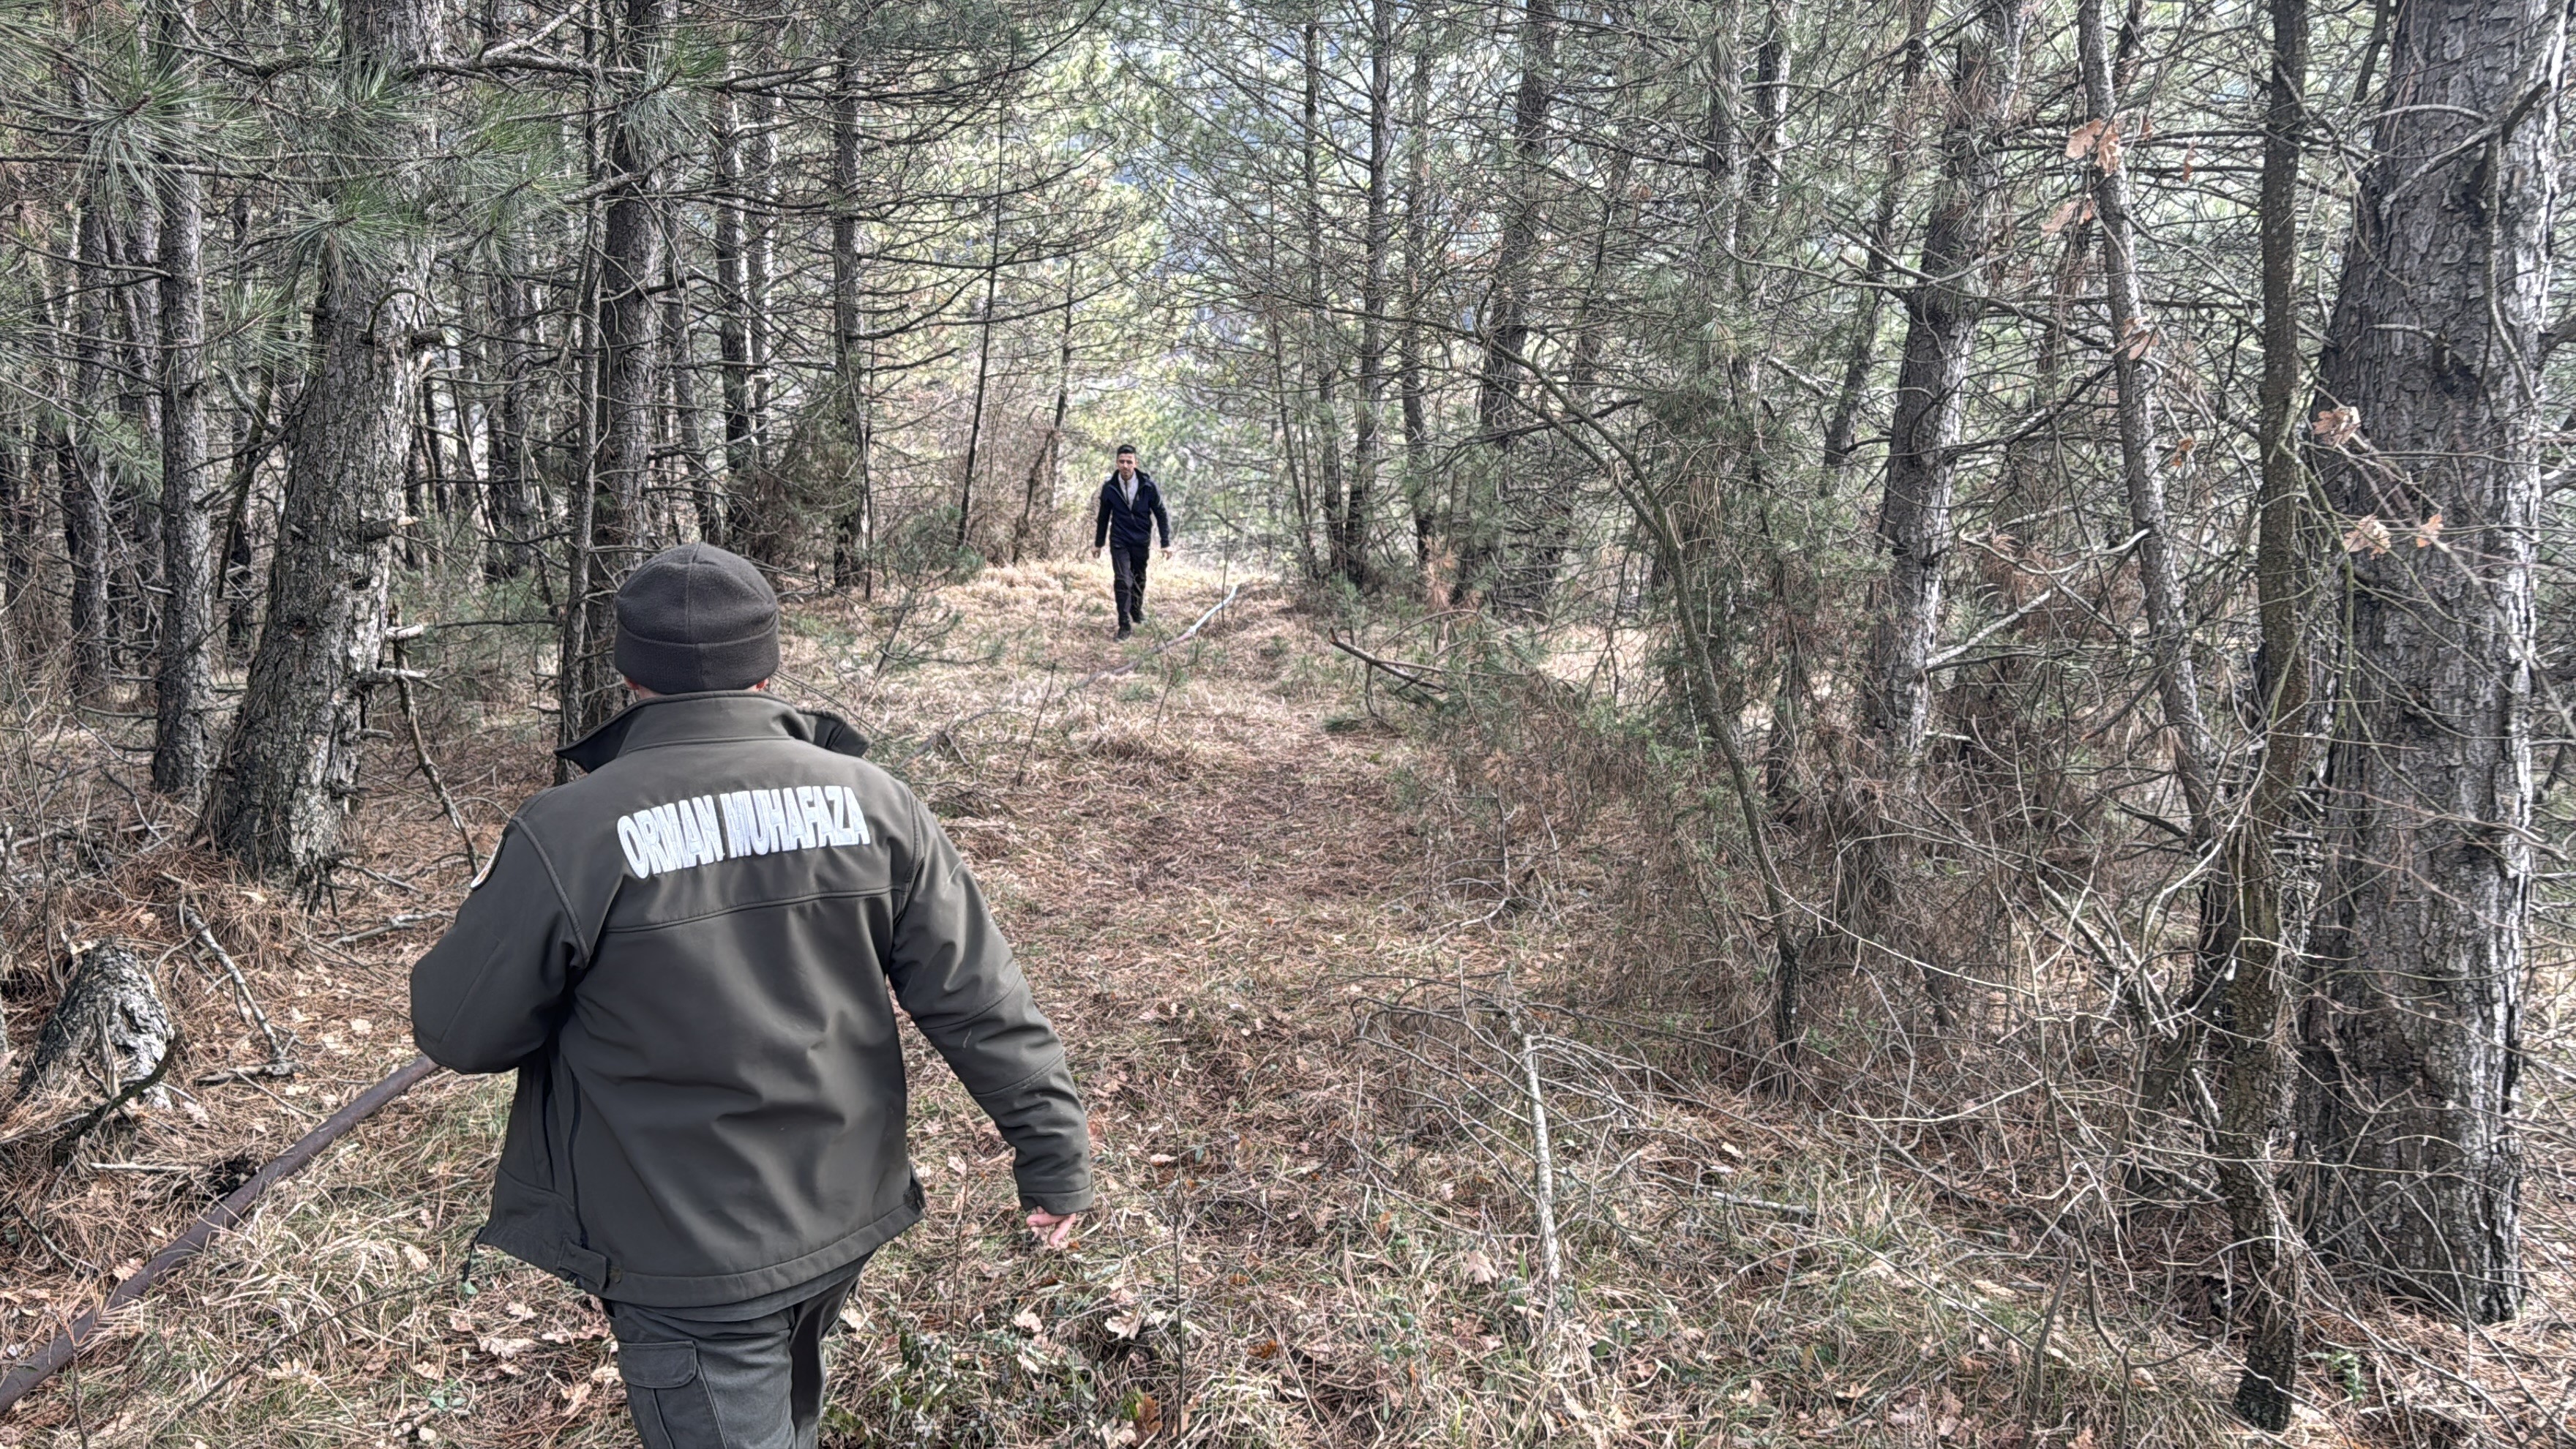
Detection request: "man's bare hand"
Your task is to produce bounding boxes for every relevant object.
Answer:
[1091,547,1103,561]
[1161,546,1173,558]
[1027,1209,1081,1250]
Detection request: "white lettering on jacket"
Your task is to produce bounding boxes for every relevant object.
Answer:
[614,784,874,879]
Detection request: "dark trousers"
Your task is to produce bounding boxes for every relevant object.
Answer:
[607,1274,858,1449]
[1111,542,1151,626]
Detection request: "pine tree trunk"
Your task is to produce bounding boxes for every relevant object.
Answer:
[112,201,167,669]
[1867,0,2027,761]
[1398,45,1433,582]
[1014,262,1076,566]
[713,70,778,561]
[575,0,671,731]
[662,221,716,544]
[711,71,752,547]
[206,0,444,887]
[743,85,775,468]
[217,370,277,651]
[482,233,539,579]
[830,40,873,588]
[411,364,443,566]
[434,265,484,531]
[0,427,25,626]
[1698,1,1742,262]
[2296,0,2553,1326]
[1300,16,1348,586]
[1821,2,1930,474]
[1459,0,1556,600]
[2206,0,2311,1424]
[1496,141,1630,619]
[954,152,1003,557]
[151,0,215,798]
[20,262,67,647]
[2078,0,2216,828]
[1268,309,1321,581]
[1342,0,1394,591]
[1748,18,1786,208]
[64,190,113,699]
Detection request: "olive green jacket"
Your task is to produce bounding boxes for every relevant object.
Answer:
[411,692,1091,1308]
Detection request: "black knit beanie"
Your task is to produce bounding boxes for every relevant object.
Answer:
[613,543,781,694]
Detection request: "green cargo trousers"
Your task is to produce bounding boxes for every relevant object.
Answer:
[607,1269,861,1449]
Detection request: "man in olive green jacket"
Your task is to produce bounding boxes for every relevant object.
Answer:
[412,543,1091,1449]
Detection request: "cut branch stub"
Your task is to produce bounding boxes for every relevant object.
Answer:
[13,944,176,1109]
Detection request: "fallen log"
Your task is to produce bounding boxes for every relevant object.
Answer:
[40,1028,181,1166]
[12,944,173,1109]
[0,1054,443,1418]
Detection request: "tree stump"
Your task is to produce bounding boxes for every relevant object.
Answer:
[12,944,175,1109]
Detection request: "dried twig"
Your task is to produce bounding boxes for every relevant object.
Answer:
[332,911,446,946]
[1508,1003,1564,1313]
[163,879,296,1073]
[390,624,484,878]
[192,1063,301,1087]
[1330,634,1449,694]
[1699,1188,1816,1221]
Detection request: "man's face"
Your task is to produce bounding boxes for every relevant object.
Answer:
[1117,452,1137,478]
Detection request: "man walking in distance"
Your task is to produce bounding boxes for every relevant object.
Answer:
[1091,443,1171,640]
[412,542,1092,1449]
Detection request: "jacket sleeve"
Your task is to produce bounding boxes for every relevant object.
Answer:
[411,820,584,1074]
[1150,483,1171,546]
[886,798,1095,1213]
[1092,484,1111,550]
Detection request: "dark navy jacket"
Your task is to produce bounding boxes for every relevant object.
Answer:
[1093,471,1171,551]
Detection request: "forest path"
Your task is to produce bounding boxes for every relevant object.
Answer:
[3,561,1602,1448]
[1,562,2297,1448]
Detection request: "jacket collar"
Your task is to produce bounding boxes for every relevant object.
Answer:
[554,690,871,775]
[1106,470,1152,492]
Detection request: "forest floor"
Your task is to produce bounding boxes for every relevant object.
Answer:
[0,561,2566,1448]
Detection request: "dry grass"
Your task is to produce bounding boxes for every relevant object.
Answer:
[0,558,2566,1447]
